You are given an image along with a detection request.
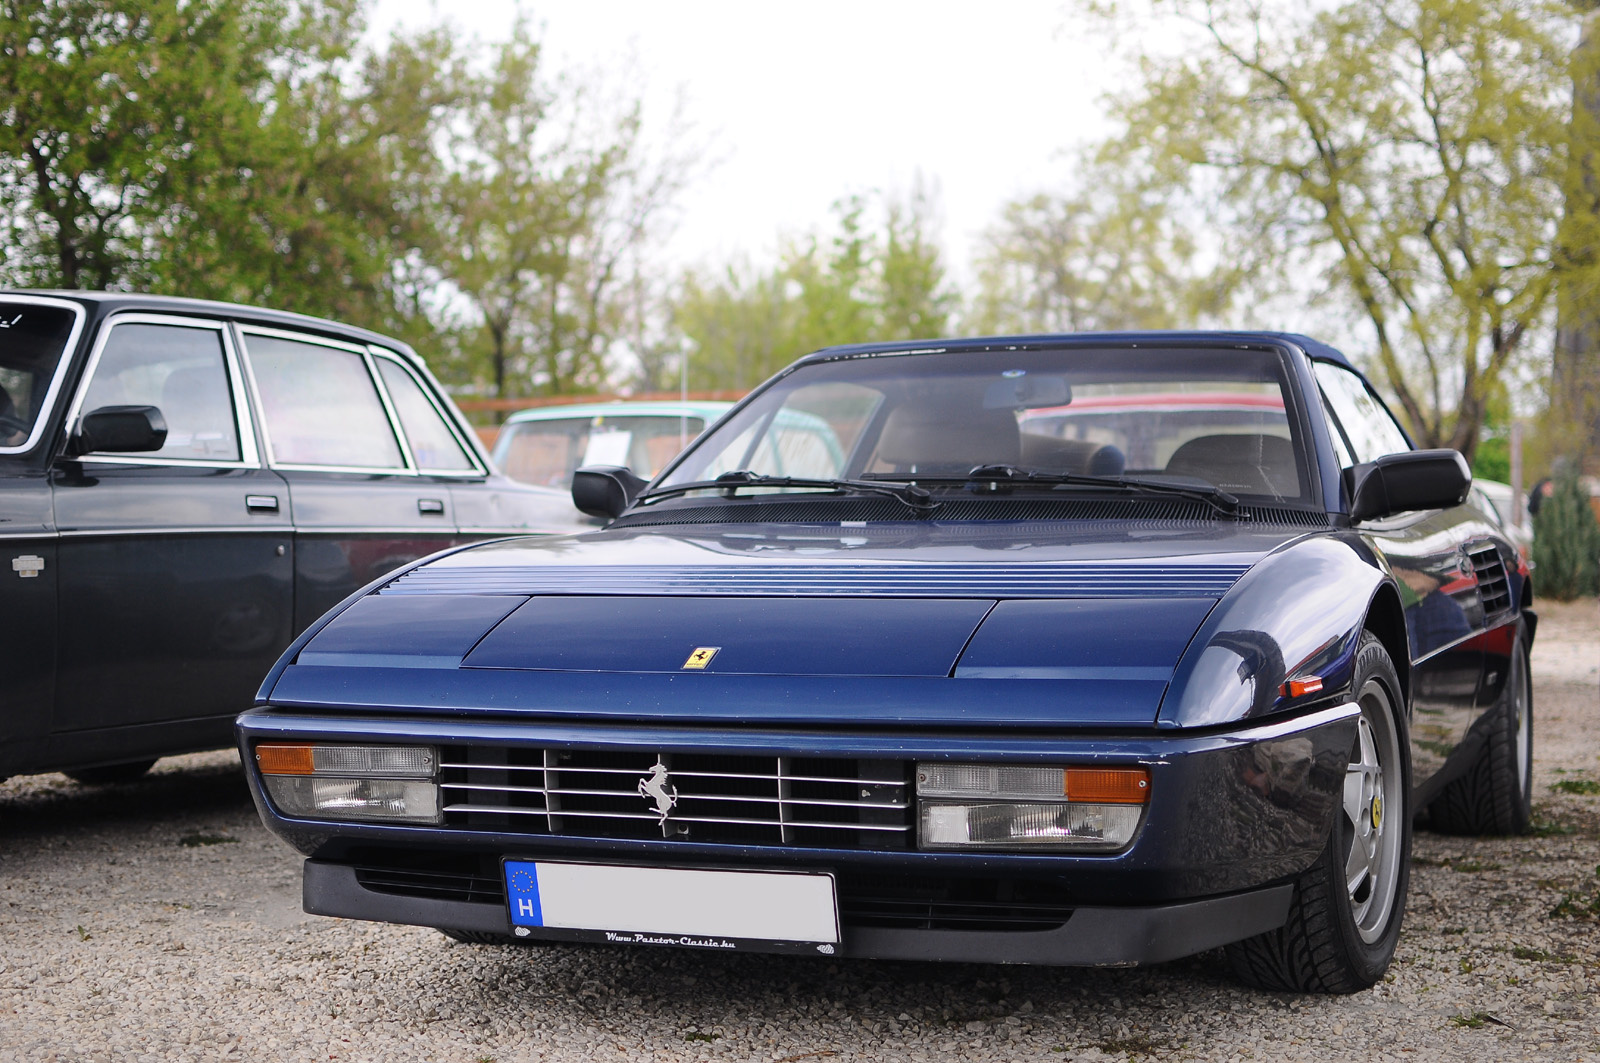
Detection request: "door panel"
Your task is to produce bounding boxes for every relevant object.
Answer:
[283,472,459,630]
[51,316,294,734]
[53,464,293,730]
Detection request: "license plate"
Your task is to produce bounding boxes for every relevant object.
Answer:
[502,859,840,954]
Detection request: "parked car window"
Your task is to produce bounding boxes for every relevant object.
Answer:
[1314,362,1411,464]
[500,414,711,486]
[374,357,475,472]
[0,300,79,450]
[78,322,240,461]
[247,333,404,469]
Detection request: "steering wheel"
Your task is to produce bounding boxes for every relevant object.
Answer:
[0,413,29,439]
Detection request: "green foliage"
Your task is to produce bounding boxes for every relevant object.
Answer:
[1472,435,1511,482]
[1093,0,1577,459]
[675,185,956,390]
[427,21,693,398]
[1531,470,1600,599]
[971,175,1240,334]
[0,4,685,394]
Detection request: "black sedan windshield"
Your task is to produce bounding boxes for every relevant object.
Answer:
[654,345,1311,504]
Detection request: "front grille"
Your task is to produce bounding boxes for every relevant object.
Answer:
[439,746,913,849]
[349,850,1074,934]
[1468,542,1512,616]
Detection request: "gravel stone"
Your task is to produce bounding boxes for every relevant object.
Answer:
[1,600,1597,1062]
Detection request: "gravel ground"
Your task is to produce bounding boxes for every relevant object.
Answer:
[1,600,1596,1063]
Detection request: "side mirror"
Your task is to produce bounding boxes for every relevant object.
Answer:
[70,405,168,456]
[572,464,648,520]
[1346,449,1471,522]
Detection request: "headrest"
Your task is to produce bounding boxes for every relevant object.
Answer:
[1019,434,1126,477]
[1165,433,1298,496]
[877,404,1020,472]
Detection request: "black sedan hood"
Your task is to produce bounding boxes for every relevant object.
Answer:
[268,521,1317,729]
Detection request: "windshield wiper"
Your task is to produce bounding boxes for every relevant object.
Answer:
[637,470,941,513]
[911,465,1241,516]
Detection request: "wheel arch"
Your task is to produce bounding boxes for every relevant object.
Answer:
[1361,582,1411,712]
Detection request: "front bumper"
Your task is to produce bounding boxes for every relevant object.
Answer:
[239,702,1356,966]
[303,858,1293,965]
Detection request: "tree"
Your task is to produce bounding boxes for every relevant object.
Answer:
[0,0,465,344]
[675,187,957,390]
[431,23,691,399]
[1093,0,1576,459]
[0,0,314,289]
[971,175,1241,334]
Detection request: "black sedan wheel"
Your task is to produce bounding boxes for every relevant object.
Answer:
[1427,624,1533,835]
[1227,632,1411,993]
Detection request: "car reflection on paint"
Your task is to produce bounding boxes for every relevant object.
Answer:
[239,331,1533,994]
[0,291,585,787]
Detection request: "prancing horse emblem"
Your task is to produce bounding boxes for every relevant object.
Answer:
[638,758,678,825]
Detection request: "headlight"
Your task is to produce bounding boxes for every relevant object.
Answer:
[256,743,440,824]
[916,763,1149,851]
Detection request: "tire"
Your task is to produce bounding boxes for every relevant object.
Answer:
[1426,624,1533,835]
[1226,631,1411,994]
[66,760,158,786]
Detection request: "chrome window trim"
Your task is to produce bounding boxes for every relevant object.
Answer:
[366,350,417,471]
[289,526,460,536]
[0,295,88,456]
[61,312,261,469]
[264,462,482,478]
[237,324,410,474]
[368,346,486,476]
[56,525,293,538]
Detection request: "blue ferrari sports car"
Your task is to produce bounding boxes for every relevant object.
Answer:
[239,333,1532,993]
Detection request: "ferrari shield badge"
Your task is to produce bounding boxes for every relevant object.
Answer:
[682,646,719,670]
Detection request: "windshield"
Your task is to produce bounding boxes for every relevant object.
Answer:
[0,300,81,452]
[657,345,1310,503]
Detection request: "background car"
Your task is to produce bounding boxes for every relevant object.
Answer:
[0,291,586,786]
[490,401,732,490]
[239,331,1530,994]
[1471,478,1532,562]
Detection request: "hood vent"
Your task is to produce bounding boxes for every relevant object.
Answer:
[387,561,1251,599]
[1467,542,1512,617]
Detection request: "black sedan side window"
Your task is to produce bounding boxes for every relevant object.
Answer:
[373,356,476,472]
[245,332,405,470]
[78,322,241,461]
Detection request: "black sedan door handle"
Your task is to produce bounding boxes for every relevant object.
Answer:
[418,498,445,515]
[246,495,279,512]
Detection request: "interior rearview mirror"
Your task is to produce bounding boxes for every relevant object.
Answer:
[572,464,648,520]
[70,405,168,456]
[1345,449,1471,522]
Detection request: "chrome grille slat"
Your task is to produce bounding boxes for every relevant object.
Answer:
[439,745,913,849]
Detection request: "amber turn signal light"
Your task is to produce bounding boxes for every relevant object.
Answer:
[1282,676,1325,698]
[1063,767,1151,804]
[255,743,315,775]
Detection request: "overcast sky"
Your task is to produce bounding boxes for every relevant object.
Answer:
[368,1,1113,281]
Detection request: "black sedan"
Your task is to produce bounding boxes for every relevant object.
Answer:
[0,291,583,785]
[237,332,1532,993]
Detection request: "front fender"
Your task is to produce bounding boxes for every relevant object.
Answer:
[1158,534,1389,729]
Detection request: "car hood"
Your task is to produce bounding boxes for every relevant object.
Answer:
[266,521,1319,729]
